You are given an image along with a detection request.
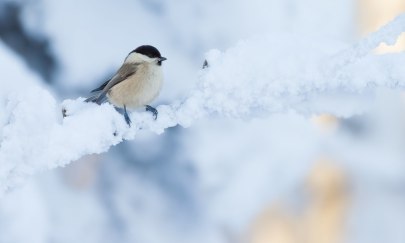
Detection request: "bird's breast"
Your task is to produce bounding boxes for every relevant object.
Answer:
[107,64,163,109]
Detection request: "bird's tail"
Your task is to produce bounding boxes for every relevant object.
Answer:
[84,92,108,105]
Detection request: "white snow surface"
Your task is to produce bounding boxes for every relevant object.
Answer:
[1,13,405,193]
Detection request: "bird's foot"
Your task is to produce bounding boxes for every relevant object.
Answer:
[124,113,132,126]
[145,105,158,120]
[123,105,132,127]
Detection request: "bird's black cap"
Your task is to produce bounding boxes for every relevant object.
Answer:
[132,45,162,58]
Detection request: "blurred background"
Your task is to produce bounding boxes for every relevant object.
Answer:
[1,0,405,243]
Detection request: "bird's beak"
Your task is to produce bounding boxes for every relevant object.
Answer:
[159,57,167,62]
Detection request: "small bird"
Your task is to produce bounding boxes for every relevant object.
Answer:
[85,45,167,126]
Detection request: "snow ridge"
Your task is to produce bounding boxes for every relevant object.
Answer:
[1,13,405,193]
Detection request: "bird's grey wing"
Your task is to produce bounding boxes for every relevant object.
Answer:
[89,63,138,104]
[90,79,110,93]
[102,63,139,92]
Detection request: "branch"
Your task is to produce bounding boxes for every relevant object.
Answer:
[1,13,405,193]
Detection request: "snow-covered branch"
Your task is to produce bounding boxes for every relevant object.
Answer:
[1,13,405,193]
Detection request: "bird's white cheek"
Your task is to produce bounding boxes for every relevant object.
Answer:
[125,53,155,64]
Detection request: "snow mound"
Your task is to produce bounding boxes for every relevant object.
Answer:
[1,13,405,193]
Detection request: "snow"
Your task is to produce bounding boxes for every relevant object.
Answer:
[0,182,49,243]
[1,12,405,195]
[2,1,405,243]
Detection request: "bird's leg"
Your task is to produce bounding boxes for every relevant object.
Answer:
[145,105,158,120]
[123,105,132,126]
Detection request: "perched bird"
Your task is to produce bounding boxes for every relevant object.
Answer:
[85,45,167,126]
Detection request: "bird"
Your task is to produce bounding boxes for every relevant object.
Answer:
[85,45,167,126]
